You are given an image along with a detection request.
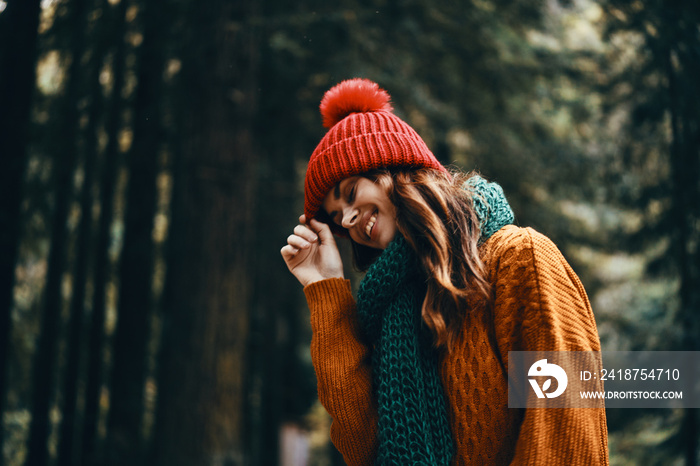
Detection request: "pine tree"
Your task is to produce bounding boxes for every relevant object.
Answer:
[598,0,700,463]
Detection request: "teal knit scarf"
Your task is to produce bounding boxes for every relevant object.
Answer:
[356,175,514,465]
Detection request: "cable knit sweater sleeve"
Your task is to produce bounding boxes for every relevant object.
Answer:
[488,226,609,465]
[304,278,377,466]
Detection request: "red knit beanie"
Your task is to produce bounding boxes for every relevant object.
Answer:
[304,78,446,222]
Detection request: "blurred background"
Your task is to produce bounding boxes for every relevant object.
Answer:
[0,0,698,465]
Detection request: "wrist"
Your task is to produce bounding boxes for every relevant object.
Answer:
[302,272,344,287]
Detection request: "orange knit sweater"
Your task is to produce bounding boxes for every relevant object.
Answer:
[304,225,609,465]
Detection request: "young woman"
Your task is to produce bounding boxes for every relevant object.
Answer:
[281,78,608,465]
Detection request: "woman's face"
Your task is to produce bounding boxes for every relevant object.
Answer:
[322,176,398,250]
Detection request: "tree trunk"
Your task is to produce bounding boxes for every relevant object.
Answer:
[151,1,258,464]
[104,0,166,462]
[56,2,109,464]
[667,40,700,466]
[81,1,129,464]
[245,73,318,464]
[25,0,90,462]
[0,2,42,463]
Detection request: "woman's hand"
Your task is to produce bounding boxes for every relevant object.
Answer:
[281,215,344,287]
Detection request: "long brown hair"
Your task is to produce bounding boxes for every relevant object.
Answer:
[350,168,492,351]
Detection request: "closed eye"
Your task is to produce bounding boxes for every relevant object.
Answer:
[325,178,357,226]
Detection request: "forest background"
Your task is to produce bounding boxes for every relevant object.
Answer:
[0,0,698,465]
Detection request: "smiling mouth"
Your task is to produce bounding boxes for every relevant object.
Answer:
[365,211,377,237]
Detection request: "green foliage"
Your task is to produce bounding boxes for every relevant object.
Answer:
[591,0,700,462]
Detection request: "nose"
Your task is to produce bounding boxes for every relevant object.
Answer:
[341,206,359,229]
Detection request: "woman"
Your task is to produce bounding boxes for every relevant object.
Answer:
[281,78,608,465]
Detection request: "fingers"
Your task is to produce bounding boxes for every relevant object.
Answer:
[297,215,334,244]
[282,215,344,285]
[280,244,298,258]
[287,233,313,250]
[307,218,335,244]
[281,222,318,262]
[293,224,318,244]
[281,214,336,265]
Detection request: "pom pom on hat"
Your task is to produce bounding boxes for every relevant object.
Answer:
[320,78,393,128]
[304,78,446,226]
